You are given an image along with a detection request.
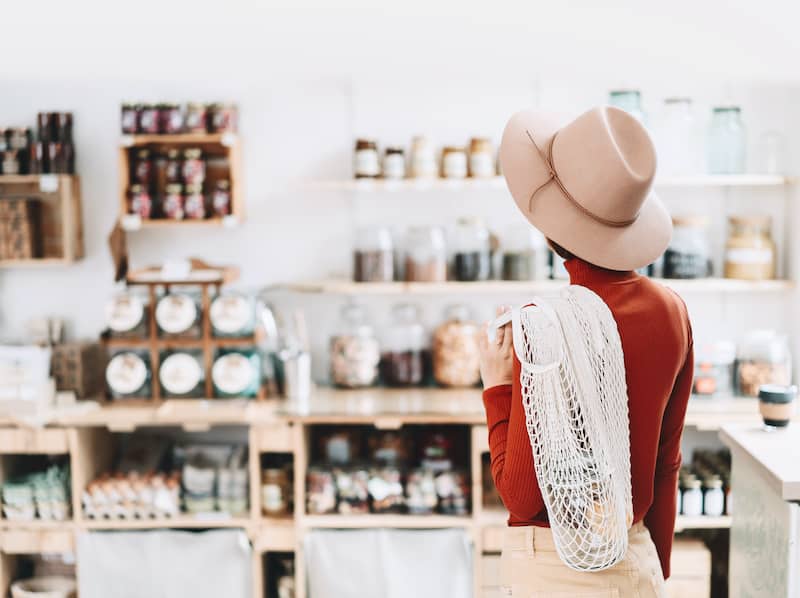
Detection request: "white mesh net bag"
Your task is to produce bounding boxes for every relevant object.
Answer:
[510,285,633,572]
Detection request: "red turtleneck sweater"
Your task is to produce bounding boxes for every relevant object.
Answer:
[482,258,693,579]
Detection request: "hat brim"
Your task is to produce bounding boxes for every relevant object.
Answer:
[499,110,672,271]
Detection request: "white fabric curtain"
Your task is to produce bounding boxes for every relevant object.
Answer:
[305,528,472,598]
[76,529,252,598]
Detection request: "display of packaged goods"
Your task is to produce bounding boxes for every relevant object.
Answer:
[663,216,711,279]
[120,102,238,135]
[693,341,735,396]
[353,226,394,282]
[306,468,337,515]
[367,467,405,513]
[404,226,447,282]
[155,292,201,337]
[724,215,776,281]
[262,467,292,517]
[334,468,370,514]
[380,303,429,387]
[2,464,70,522]
[104,291,149,337]
[451,217,491,282]
[500,224,548,281]
[0,112,75,175]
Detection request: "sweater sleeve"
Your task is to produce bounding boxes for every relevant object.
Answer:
[644,328,694,580]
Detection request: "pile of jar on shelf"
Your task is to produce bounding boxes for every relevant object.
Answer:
[678,450,731,518]
[663,214,777,281]
[331,303,484,389]
[120,102,238,135]
[83,438,248,520]
[2,464,70,522]
[693,330,791,398]
[307,429,469,516]
[103,288,262,399]
[353,136,498,180]
[0,111,75,175]
[127,146,232,221]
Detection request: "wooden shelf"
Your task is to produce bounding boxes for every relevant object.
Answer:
[120,133,238,147]
[0,428,69,454]
[0,525,74,554]
[301,514,473,529]
[80,515,252,530]
[119,216,240,231]
[274,278,794,296]
[674,515,732,531]
[0,258,77,269]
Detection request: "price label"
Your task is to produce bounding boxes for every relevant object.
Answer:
[38,175,58,192]
[120,214,142,231]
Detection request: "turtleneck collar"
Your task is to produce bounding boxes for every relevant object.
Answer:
[564,257,638,286]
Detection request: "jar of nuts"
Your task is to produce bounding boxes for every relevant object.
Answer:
[330,304,380,388]
[736,330,791,397]
[432,305,481,387]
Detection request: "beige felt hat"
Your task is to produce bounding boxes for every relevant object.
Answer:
[499,106,672,271]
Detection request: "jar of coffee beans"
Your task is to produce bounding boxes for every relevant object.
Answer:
[432,305,481,387]
[380,303,429,387]
[330,304,380,388]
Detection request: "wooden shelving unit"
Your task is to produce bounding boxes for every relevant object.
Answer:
[0,175,84,267]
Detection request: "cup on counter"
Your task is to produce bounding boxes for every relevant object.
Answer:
[758,384,797,430]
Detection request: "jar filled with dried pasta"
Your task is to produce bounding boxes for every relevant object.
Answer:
[432,305,481,387]
[736,330,791,397]
[330,304,380,388]
[724,215,776,280]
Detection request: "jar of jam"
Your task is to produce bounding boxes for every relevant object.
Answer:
[724,215,776,280]
[432,304,481,387]
[128,185,152,218]
[159,350,205,398]
[452,217,491,281]
[121,103,138,134]
[209,103,238,133]
[354,139,380,179]
[184,184,206,219]
[185,103,208,133]
[133,149,152,185]
[382,147,406,180]
[137,104,159,134]
[210,292,255,337]
[182,148,205,185]
[468,137,495,178]
[441,147,468,179]
[158,103,184,134]
[106,351,151,399]
[380,303,428,387]
[164,148,181,184]
[155,292,201,337]
[211,180,232,216]
[163,184,184,220]
[212,349,261,398]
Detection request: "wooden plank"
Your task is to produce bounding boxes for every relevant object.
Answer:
[79,516,252,530]
[252,521,296,552]
[0,528,74,554]
[300,514,473,529]
[255,423,294,453]
[121,133,233,146]
[0,428,69,454]
[70,428,114,524]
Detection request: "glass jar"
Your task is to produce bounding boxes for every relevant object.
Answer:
[182,148,205,185]
[441,146,468,179]
[132,149,152,185]
[353,139,380,179]
[404,226,447,282]
[212,349,261,398]
[353,226,394,282]
[452,217,491,281]
[330,304,380,388]
[703,476,725,516]
[262,468,290,517]
[163,184,184,220]
[334,468,370,514]
[380,303,428,387]
[306,468,336,514]
[382,147,406,180]
[724,215,776,280]
[708,106,746,174]
[185,102,208,133]
[210,292,255,337]
[737,330,791,397]
[137,104,159,134]
[432,305,481,387]
[158,103,184,134]
[211,180,232,216]
[155,292,201,337]
[501,225,548,280]
[662,216,711,279]
[105,291,148,337]
[609,90,645,123]
[106,351,151,399]
[184,184,206,219]
[468,137,495,178]
[160,350,204,398]
[164,148,181,183]
[693,341,736,396]
[208,103,238,134]
[409,136,437,179]
[1,150,19,175]
[657,98,696,175]
[121,103,138,134]
[128,185,152,218]
[681,476,703,516]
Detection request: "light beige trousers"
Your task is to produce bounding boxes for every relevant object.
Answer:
[500,522,666,598]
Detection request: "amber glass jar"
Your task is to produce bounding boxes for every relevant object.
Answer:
[724,215,776,280]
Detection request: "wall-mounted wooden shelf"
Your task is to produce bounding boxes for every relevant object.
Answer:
[80,516,252,531]
[300,514,474,529]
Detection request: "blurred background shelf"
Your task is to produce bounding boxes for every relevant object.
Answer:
[300,514,474,529]
[80,516,252,530]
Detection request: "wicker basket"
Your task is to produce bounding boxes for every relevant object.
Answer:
[10,577,76,598]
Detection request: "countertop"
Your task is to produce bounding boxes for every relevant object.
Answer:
[720,425,800,501]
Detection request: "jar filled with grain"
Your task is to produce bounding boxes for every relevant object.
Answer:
[736,330,791,397]
[432,305,481,387]
[724,215,776,280]
[353,226,394,282]
[330,304,380,388]
[404,226,447,282]
[380,303,428,387]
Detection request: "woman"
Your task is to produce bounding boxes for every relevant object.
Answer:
[478,106,692,597]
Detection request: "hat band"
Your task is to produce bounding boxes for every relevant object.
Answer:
[525,129,639,229]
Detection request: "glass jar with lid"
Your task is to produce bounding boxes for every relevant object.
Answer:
[164,148,181,184]
[708,106,746,174]
[104,290,149,338]
[724,215,776,280]
[409,136,437,179]
[404,226,447,282]
[353,139,380,179]
[501,225,548,281]
[330,304,380,388]
[608,90,645,123]
[159,350,205,398]
[468,138,495,178]
[353,226,394,283]
[380,303,428,387]
[155,291,201,337]
[736,330,791,397]
[182,148,205,185]
[212,349,261,398]
[209,103,238,134]
[452,217,491,281]
[441,147,468,179]
[693,341,736,397]
[663,216,711,279]
[262,468,290,517]
[163,184,184,220]
[106,350,151,399]
[382,147,406,180]
[128,185,152,218]
[184,102,208,133]
[657,98,696,175]
[432,305,481,387]
[210,291,255,337]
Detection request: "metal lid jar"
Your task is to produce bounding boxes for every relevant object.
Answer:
[159,350,204,398]
[354,139,380,179]
[106,350,151,399]
[432,304,481,387]
[155,292,200,337]
[104,291,148,337]
[330,304,380,389]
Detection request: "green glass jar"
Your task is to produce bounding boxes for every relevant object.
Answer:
[212,348,261,398]
[106,350,151,399]
[210,291,255,338]
[159,350,205,398]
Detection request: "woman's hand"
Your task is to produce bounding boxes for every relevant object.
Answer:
[478,306,514,389]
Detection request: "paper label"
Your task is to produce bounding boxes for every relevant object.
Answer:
[106,353,147,395]
[210,295,251,334]
[155,294,197,334]
[211,353,255,395]
[354,150,380,176]
[726,248,773,265]
[159,353,202,395]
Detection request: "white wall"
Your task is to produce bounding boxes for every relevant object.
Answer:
[2,1,799,383]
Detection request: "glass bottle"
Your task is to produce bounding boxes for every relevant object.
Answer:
[501,225,547,280]
[380,303,428,387]
[662,216,711,279]
[404,226,447,282]
[432,304,480,387]
[353,226,394,282]
[657,98,695,175]
[708,106,746,174]
[681,476,703,516]
[330,304,380,388]
[452,217,491,281]
[609,90,645,123]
